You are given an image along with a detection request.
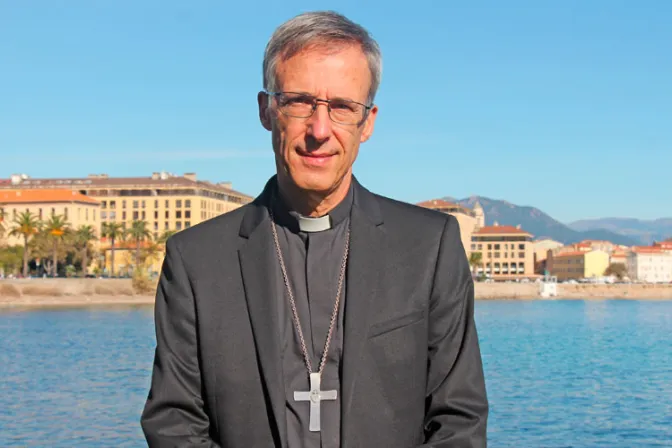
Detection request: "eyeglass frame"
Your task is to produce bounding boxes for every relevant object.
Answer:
[265,91,373,125]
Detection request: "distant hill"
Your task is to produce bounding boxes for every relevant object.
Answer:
[567,218,672,245]
[443,195,639,246]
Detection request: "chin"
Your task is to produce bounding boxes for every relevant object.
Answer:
[290,171,338,194]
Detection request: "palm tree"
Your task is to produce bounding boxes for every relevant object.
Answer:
[0,208,6,240]
[127,220,153,270]
[9,211,41,277]
[157,229,177,246]
[101,222,124,277]
[468,251,483,277]
[43,215,70,277]
[74,225,97,276]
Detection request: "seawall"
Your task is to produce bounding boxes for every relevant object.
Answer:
[1,278,671,308]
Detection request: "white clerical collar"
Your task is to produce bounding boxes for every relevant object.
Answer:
[294,213,332,232]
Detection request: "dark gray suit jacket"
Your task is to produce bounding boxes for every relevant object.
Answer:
[141,177,488,447]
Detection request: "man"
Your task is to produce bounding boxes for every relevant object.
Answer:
[141,10,488,447]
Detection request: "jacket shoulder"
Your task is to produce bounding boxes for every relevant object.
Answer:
[167,204,249,249]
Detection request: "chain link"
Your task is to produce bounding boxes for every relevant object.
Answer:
[269,208,350,376]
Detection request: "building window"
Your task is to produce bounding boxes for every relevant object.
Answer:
[101,211,108,219]
[165,211,169,219]
[142,200,146,209]
[519,252,525,258]
[154,222,158,231]
[165,200,169,208]
[519,244,525,250]
[165,222,169,230]
[133,211,139,220]
[478,244,482,250]
[494,252,500,258]
[110,211,116,219]
[185,200,191,208]
[102,201,107,209]
[176,211,182,219]
[185,210,191,219]
[133,200,139,209]
[176,200,182,208]
[494,244,500,250]
[185,221,191,228]
[154,200,159,208]
[487,244,492,250]
[64,208,68,219]
[110,201,116,208]
[122,211,127,220]
[122,200,126,209]
[176,222,182,230]
[39,208,44,219]
[142,211,146,220]
[471,244,476,251]
[154,211,158,219]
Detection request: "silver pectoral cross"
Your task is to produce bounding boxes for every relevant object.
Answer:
[293,372,337,432]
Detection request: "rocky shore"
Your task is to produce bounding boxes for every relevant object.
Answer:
[1,278,671,309]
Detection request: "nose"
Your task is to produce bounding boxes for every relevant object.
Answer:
[306,101,332,142]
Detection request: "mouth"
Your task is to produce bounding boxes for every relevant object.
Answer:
[296,150,336,166]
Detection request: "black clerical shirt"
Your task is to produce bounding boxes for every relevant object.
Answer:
[270,184,353,448]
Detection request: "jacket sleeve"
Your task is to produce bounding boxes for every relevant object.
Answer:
[418,215,489,447]
[140,237,221,447]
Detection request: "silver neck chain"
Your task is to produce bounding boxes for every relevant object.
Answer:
[269,208,350,376]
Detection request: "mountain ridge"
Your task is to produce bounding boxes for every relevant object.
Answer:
[442,195,642,246]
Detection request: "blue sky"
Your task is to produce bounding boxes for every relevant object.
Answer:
[2,0,670,222]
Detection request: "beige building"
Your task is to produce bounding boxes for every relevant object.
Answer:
[547,249,610,281]
[2,172,253,240]
[470,223,535,280]
[0,189,100,246]
[532,238,564,274]
[627,246,672,283]
[417,199,485,253]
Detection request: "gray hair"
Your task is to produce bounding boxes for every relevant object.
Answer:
[263,11,382,105]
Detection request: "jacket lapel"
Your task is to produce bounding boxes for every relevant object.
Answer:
[341,180,386,444]
[238,180,288,448]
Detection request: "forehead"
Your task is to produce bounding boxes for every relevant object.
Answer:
[275,44,371,100]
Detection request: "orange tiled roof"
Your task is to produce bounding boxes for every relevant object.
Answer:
[473,225,531,236]
[653,242,672,249]
[417,199,463,209]
[0,189,99,205]
[632,246,665,254]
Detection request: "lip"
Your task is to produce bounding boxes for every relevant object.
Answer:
[297,151,336,166]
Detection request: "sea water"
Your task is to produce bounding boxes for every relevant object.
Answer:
[1,300,671,447]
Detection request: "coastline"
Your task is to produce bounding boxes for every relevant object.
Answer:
[1,278,672,309]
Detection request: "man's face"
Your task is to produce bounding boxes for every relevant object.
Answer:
[258,44,378,195]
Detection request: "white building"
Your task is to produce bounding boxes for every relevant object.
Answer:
[626,247,672,283]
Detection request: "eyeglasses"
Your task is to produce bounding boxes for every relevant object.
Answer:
[267,91,372,125]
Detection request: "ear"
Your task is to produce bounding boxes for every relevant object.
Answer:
[359,104,378,143]
[257,91,272,131]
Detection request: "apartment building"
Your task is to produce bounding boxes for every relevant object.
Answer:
[627,246,672,283]
[0,189,100,246]
[547,249,610,281]
[470,223,535,279]
[2,172,253,240]
[532,238,564,274]
[416,199,485,252]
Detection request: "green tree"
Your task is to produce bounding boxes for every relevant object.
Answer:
[73,225,97,276]
[604,262,627,280]
[43,215,70,277]
[468,251,483,276]
[101,222,125,277]
[9,211,41,277]
[127,220,153,270]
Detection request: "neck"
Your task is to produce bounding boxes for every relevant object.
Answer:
[277,174,352,217]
